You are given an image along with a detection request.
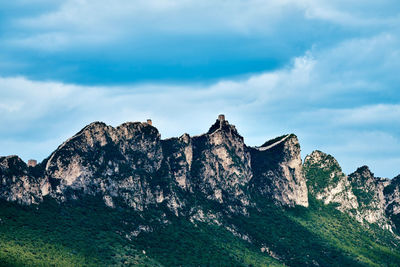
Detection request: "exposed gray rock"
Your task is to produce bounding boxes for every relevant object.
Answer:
[0,155,46,205]
[348,166,391,229]
[4,115,400,232]
[384,175,400,231]
[189,117,254,213]
[43,121,165,211]
[0,116,313,215]
[304,150,392,230]
[250,134,309,207]
[304,150,358,212]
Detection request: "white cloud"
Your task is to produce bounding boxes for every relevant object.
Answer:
[300,104,400,128]
[0,52,314,148]
[7,0,398,50]
[301,1,400,27]
[1,30,400,177]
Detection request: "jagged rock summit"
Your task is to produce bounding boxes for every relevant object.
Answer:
[2,115,400,232]
[3,115,400,266]
[0,115,308,217]
[250,134,308,207]
[304,150,395,230]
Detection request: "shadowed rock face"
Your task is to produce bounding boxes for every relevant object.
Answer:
[249,134,308,207]
[3,117,400,231]
[0,155,46,205]
[0,116,310,216]
[384,175,400,228]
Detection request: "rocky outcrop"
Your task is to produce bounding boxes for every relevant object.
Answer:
[0,155,47,205]
[249,134,308,207]
[304,150,358,212]
[348,166,391,228]
[44,121,166,211]
[0,116,312,215]
[384,175,400,230]
[189,118,253,212]
[304,150,392,229]
[8,116,400,233]
[3,115,400,232]
[4,115,400,233]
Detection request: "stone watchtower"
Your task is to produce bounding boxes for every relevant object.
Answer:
[146,119,152,126]
[28,159,37,167]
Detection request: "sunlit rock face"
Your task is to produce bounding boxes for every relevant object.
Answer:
[249,134,309,207]
[189,118,254,213]
[0,116,312,215]
[305,151,392,230]
[42,121,165,211]
[6,115,400,231]
[348,166,391,229]
[304,150,358,212]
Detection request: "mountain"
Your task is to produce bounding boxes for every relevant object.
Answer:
[1,115,400,266]
[303,150,400,231]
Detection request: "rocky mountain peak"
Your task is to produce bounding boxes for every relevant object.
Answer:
[5,115,400,232]
[0,155,44,205]
[350,165,374,181]
[280,134,301,160]
[304,150,345,193]
[250,133,308,207]
[179,133,191,144]
[304,150,358,213]
[117,121,160,140]
[304,152,393,228]
[207,114,241,139]
[347,166,391,228]
[305,150,340,167]
[0,155,26,170]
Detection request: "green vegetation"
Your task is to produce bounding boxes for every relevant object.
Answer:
[228,195,400,266]
[351,187,375,207]
[260,134,289,148]
[134,220,281,267]
[290,197,400,266]
[304,153,343,194]
[0,197,160,266]
[1,194,399,266]
[0,197,279,267]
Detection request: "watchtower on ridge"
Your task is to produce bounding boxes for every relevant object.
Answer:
[28,159,37,167]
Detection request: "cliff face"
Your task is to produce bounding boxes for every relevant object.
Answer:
[2,115,400,232]
[0,116,309,218]
[0,156,46,205]
[304,151,393,230]
[384,175,400,229]
[43,121,164,211]
[304,151,358,212]
[189,119,253,212]
[348,166,390,228]
[249,134,308,207]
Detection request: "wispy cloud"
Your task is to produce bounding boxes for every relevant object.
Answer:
[1,30,400,177]
[0,1,400,177]
[1,0,399,83]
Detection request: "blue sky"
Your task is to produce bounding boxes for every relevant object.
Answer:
[1,0,400,177]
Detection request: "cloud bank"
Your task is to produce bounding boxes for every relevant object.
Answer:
[1,0,399,83]
[0,1,400,177]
